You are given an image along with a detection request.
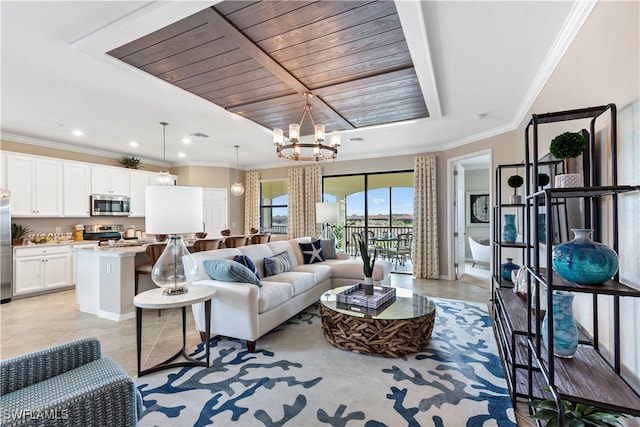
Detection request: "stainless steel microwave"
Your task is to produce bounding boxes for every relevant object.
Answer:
[90,194,130,216]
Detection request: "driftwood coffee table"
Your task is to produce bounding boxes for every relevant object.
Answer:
[319,286,436,357]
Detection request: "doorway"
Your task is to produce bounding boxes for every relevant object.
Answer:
[202,188,228,237]
[448,151,491,280]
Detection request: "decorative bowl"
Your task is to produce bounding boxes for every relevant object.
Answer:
[195,232,207,239]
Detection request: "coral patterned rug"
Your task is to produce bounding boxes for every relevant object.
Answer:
[136,298,516,427]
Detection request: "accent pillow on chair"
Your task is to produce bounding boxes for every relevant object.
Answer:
[233,255,260,279]
[264,251,294,277]
[299,239,325,264]
[203,259,262,287]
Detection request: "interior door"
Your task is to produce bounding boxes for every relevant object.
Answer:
[203,188,228,237]
[454,164,466,279]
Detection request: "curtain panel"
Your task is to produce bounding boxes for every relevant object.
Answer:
[288,166,321,238]
[244,171,260,234]
[413,155,439,279]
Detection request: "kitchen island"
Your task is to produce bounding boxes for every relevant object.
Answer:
[75,245,148,321]
[75,241,195,321]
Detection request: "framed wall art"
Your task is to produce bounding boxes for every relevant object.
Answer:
[466,192,490,226]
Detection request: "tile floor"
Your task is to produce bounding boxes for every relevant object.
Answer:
[0,264,534,426]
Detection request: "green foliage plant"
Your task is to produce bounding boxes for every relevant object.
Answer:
[119,156,141,169]
[549,132,586,173]
[11,223,31,239]
[538,173,551,188]
[528,394,627,427]
[507,175,524,195]
[333,224,344,249]
[355,233,376,277]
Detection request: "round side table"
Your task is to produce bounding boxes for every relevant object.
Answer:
[134,285,215,377]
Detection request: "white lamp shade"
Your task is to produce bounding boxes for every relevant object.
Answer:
[145,186,203,234]
[316,202,338,224]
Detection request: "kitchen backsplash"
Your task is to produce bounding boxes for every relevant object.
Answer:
[13,217,147,236]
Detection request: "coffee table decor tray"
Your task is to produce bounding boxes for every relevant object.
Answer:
[335,283,396,309]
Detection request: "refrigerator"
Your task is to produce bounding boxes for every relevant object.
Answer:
[1,190,11,303]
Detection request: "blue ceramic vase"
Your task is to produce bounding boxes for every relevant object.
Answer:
[502,214,517,243]
[501,258,519,282]
[552,229,619,285]
[541,291,578,358]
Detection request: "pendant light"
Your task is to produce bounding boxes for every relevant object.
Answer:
[230,145,245,196]
[155,121,172,185]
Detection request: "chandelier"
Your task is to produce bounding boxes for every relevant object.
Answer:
[273,92,341,161]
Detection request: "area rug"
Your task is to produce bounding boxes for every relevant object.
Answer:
[136,298,516,426]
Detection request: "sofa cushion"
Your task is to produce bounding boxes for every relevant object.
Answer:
[233,255,260,280]
[291,264,333,284]
[203,259,262,287]
[320,239,337,259]
[262,271,317,295]
[299,239,325,264]
[264,251,294,277]
[191,248,244,280]
[258,281,294,313]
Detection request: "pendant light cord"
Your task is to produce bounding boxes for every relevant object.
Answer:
[161,121,168,170]
[234,145,240,181]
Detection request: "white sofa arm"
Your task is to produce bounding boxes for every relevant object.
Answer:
[191,279,260,342]
[335,251,350,260]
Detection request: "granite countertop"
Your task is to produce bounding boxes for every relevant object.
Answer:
[14,240,100,248]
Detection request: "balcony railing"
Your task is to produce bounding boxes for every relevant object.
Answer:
[343,225,413,256]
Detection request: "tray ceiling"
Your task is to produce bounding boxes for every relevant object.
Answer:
[107,0,429,138]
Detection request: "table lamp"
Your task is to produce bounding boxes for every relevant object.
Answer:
[316,202,338,243]
[145,186,203,295]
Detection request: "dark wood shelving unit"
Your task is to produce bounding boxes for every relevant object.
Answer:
[522,103,640,421]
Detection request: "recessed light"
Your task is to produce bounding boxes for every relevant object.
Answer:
[178,152,186,158]
[182,138,191,144]
[348,137,364,142]
[71,129,84,136]
[475,113,488,120]
[129,141,139,147]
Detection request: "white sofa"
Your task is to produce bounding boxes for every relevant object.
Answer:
[190,237,392,351]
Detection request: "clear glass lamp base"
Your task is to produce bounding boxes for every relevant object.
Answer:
[152,235,198,296]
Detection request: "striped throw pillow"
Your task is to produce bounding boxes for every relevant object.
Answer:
[264,251,293,277]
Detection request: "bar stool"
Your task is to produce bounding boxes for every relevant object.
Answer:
[134,243,166,316]
[224,236,249,248]
[250,233,271,244]
[194,238,224,252]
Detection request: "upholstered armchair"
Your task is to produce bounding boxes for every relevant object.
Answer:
[0,337,142,427]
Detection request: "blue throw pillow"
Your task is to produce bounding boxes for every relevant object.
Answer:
[233,255,260,279]
[264,251,293,277]
[203,259,262,287]
[299,239,325,264]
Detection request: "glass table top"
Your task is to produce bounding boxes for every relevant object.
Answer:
[320,285,435,320]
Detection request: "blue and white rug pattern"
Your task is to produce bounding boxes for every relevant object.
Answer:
[137,298,516,426]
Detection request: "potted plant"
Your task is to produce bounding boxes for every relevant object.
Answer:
[355,233,376,295]
[507,175,524,204]
[11,223,31,246]
[549,131,586,188]
[119,156,142,169]
[528,393,627,427]
[538,173,550,190]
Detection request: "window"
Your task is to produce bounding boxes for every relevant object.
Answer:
[323,171,414,253]
[260,180,288,234]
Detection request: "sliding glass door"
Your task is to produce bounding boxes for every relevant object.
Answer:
[323,171,413,258]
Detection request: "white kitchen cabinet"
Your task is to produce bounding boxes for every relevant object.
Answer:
[91,166,129,196]
[63,162,91,217]
[5,154,62,217]
[13,245,72,295]
[129,171,150,217]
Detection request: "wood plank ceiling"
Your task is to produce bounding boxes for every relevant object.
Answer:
[108,1,429,138]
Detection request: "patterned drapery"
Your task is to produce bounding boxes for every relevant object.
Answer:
[413,155,439,279]
[288,166,321,238]
[244,171,260,234]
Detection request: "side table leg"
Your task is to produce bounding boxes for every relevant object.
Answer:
[136,306,142,377]
[205,299,211,367]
